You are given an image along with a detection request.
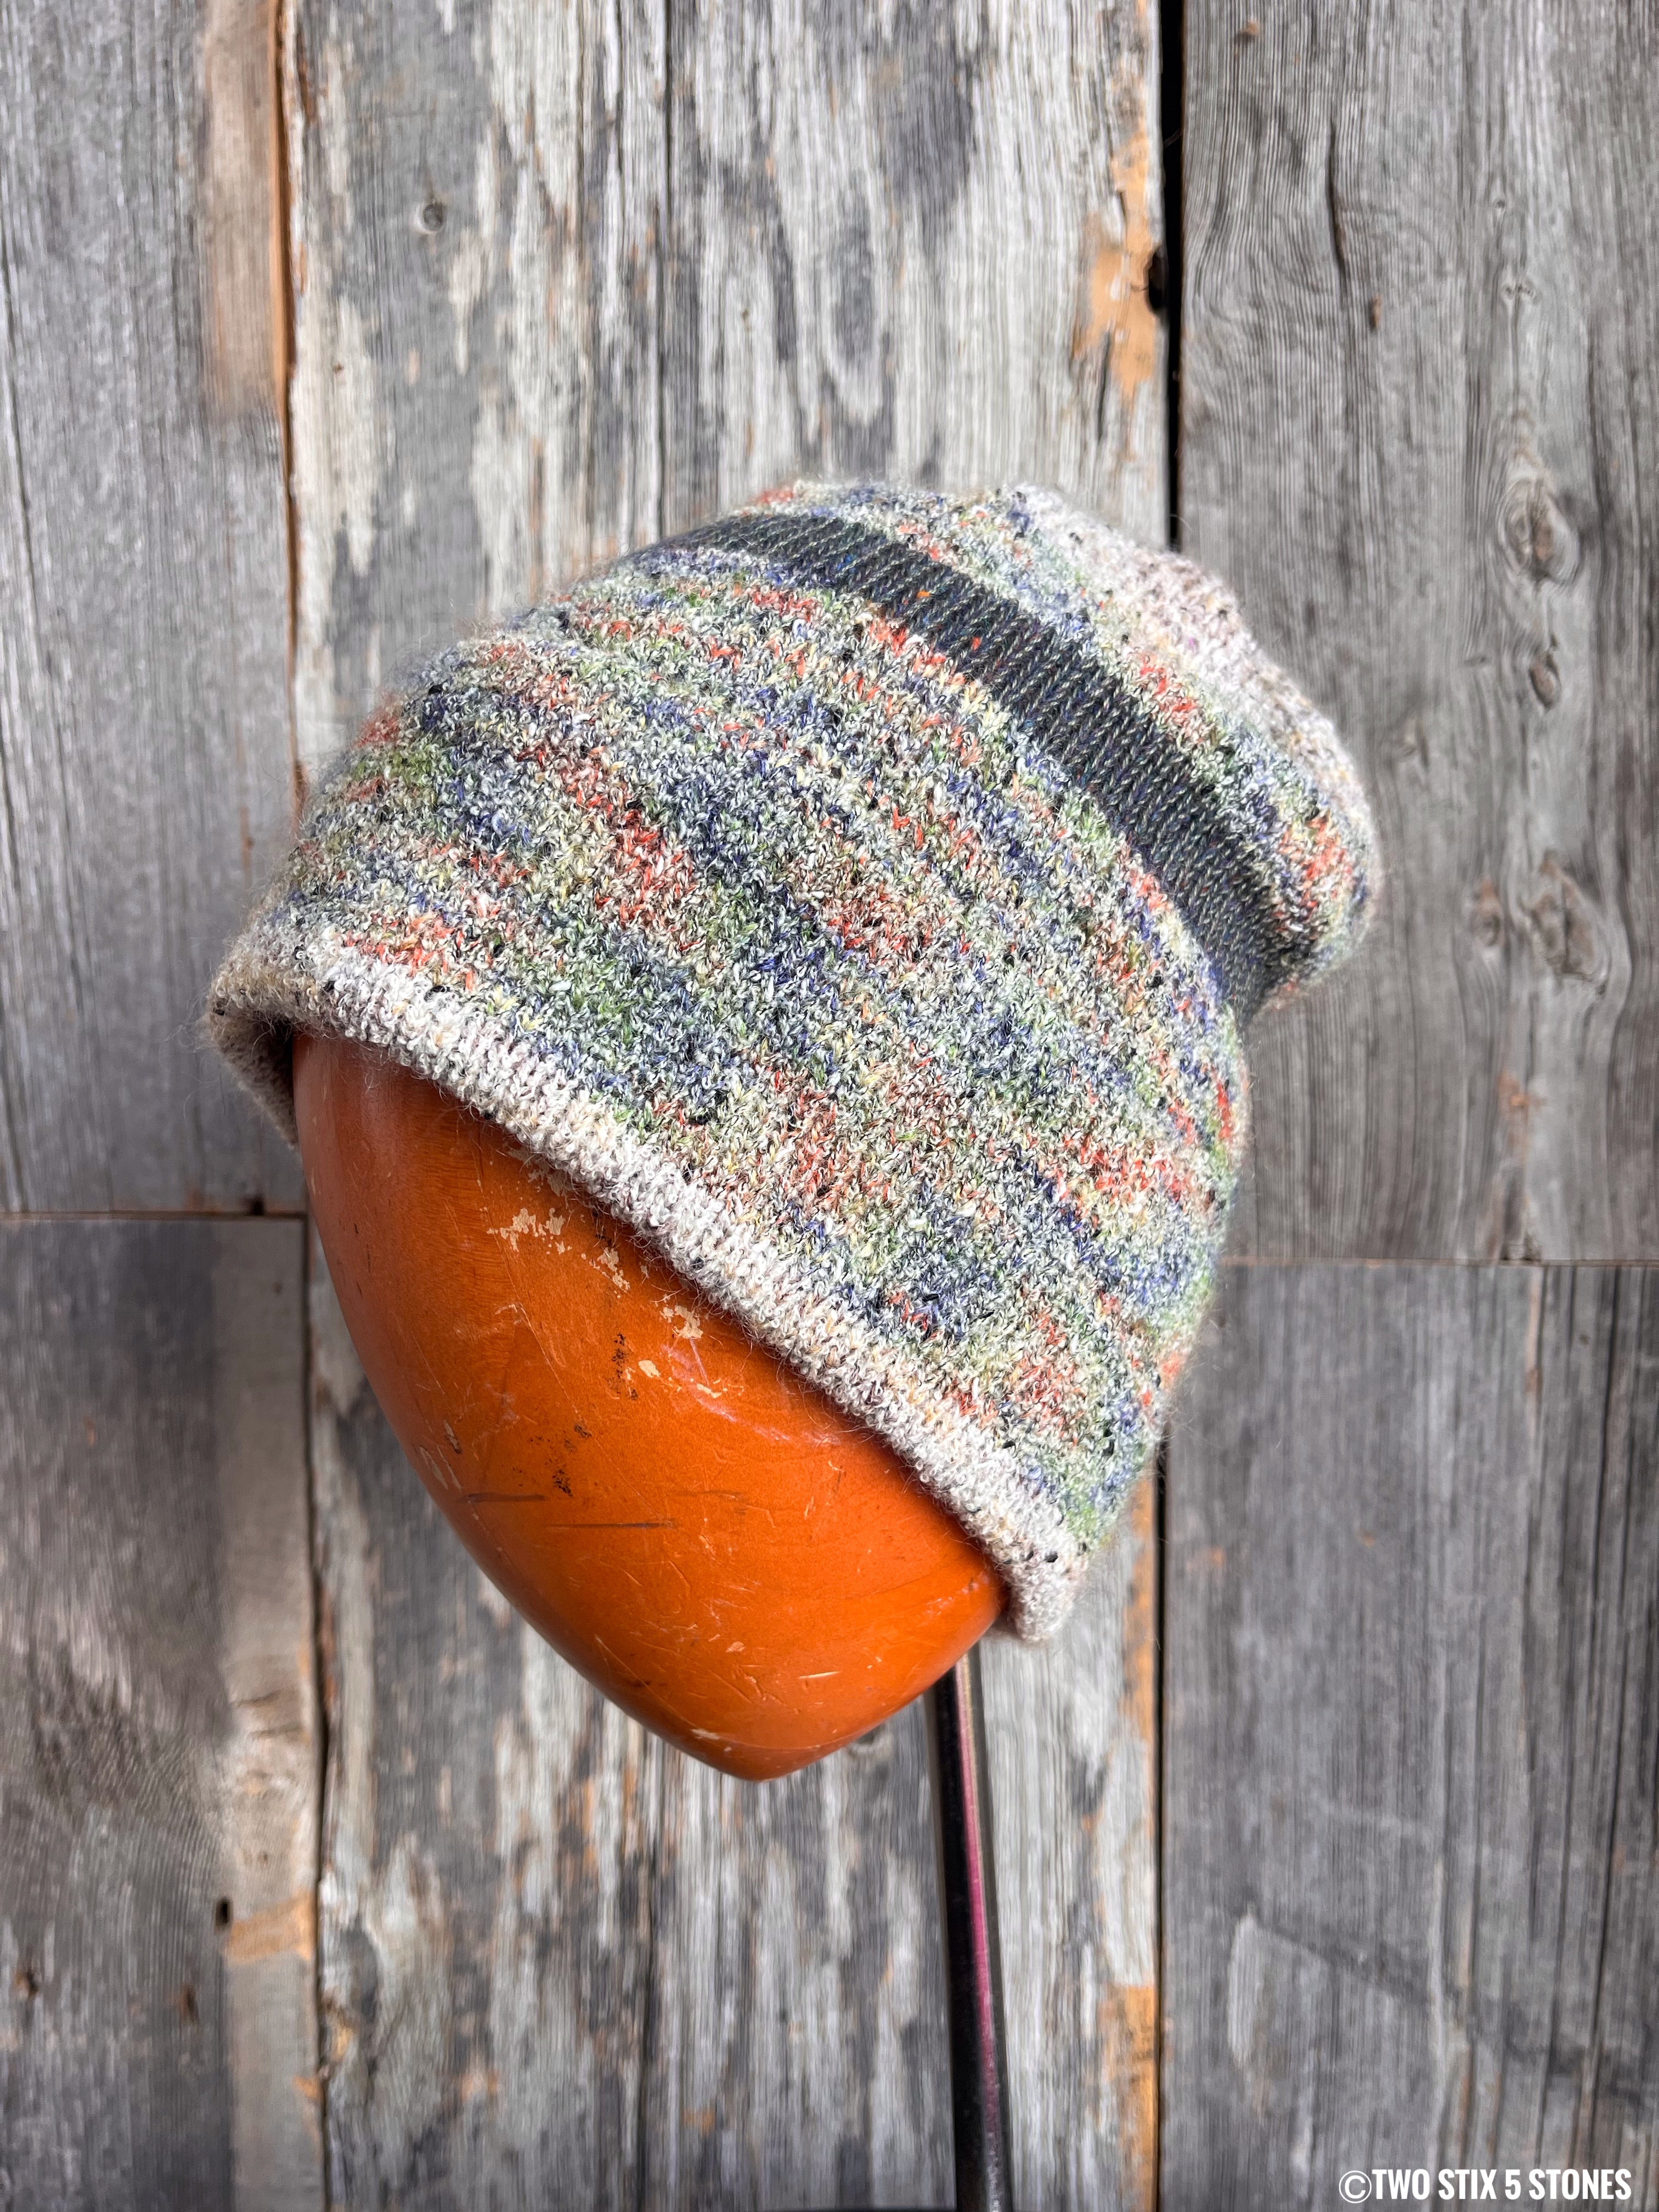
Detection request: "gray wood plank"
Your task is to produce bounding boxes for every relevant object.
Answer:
[213,1232,326,2207]
[663,0,1166,540]
[661,8,1181,2145]
[665,8,1178,2146]
[286,0,666,782]
[1163,1262,1659,2206]
[982,1482,1159,2210]
[0,2,301,1211]
[0,1219,320,2212]
[639,1704,952,2209]
[1181,2,1659,1262]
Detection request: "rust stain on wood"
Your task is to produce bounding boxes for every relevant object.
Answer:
[1071,113,1160,411]
[224,1887,317,1967]
[1102,1977,1159,2198]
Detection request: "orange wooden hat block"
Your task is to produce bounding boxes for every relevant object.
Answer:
[294,1032,1003,1780]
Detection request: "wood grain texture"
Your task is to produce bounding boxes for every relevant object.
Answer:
[1163,1262,1659,2205]
[286,0,665,782]
[5,0,1655,2204]
[310,1236,956,2207]
[213,1234,326,2209]
[1181,2,1659,1263]
[0,2,300,1212]
[637,1710,952,2209]
[982,1479,1159,2210]
[0,1220,319,2211]
[663,0,1166,538]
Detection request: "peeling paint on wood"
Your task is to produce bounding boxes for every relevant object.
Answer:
[202,0,286,418]
[664,0,1165,535]
[212,1232,324,2209]
[286,0,665,786]
[1072,114,1162,416]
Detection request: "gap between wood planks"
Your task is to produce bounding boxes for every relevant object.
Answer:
[266,6,332,2193]
[1159,0,1186,552]
[1152,0,1183,2174]
[273,0,303,827]
[1,1206,306,1222]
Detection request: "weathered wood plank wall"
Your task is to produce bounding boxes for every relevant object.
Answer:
[1164,1265,1659,2202]
[1,0,1656,2207]
[0,0,299,1212]
[1181,0,1659,1264]
[0,1222,318,2208]
[660,0,1166,537]
[1163,6,1659,2202]
[285,0,664,784]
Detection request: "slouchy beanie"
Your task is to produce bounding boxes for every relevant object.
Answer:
[210,482,1376,1638]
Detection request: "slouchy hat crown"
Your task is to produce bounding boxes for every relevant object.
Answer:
[211,483,1375,1637]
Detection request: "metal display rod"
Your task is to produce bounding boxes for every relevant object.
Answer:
[925,1643,1015,2212]
[788,1640,1014,2212]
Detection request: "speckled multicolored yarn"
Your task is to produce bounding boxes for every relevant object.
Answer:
[210,482,1376,1638]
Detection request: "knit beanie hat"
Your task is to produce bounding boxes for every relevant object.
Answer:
[210,483,1375,1639]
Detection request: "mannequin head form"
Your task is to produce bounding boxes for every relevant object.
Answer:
[294,1031,1002,1779]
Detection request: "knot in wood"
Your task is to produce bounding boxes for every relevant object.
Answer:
[1502,471,1581,586]
[1522,854,1605,988]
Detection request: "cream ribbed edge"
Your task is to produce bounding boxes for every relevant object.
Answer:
[210,932,1107,1640]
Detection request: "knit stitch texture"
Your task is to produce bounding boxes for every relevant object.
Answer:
[211,483,1376,1637]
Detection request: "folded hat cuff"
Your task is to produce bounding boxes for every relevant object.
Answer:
[213,932,1091,1640]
